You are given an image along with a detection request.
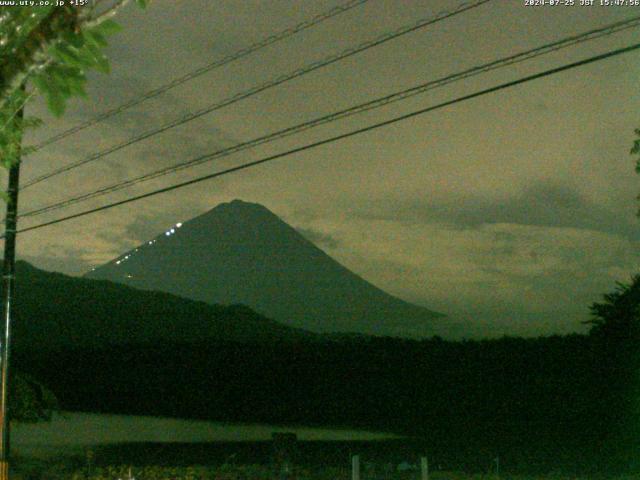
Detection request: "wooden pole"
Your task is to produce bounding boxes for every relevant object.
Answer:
[351,455,360,480]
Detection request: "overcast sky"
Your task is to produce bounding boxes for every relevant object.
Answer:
[7,0,640,338]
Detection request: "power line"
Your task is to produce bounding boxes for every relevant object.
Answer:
[21,0,491,190]
[30,0,371,151]
[18,15,640,219]
[9,41,640,238]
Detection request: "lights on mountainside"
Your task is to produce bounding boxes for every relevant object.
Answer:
[116,252,134,266]
[113,221,180,268]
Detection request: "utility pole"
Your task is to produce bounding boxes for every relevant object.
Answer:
[0,102,23,480]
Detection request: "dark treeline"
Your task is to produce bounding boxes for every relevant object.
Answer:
[13,330,639,474]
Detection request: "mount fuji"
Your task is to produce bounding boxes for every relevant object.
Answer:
[85,200,444,337]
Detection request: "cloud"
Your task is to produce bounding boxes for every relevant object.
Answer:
[352,180,640,241]
[294,226,341,250]
[307,214,640,338]
[122,213,187,244]
[19,244,93,276]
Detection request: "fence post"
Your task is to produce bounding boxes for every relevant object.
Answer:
[420,456,429,480]
[352,455,360,480]
[272,432,297,480]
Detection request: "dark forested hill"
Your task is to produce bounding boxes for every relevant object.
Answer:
[9,261,312,349]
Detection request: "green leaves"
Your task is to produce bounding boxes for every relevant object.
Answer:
[10,372,58,423]
[96,19,123,36]
[0,88,30,169]
[0,7,56,58]
[136,0,149,9]
[29,18,122,117]
[589,275,640,344]
[0,1,135,191]
[632,129,640,216]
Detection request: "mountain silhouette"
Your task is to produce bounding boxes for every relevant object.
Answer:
[9,261,310,350]
[85,200,444,337]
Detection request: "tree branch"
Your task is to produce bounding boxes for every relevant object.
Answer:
[1,90,35,132]
[83,0,132,29]
[0,0,142,112]
[0,6,78,109]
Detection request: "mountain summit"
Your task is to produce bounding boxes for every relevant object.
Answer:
[85,200,443,337]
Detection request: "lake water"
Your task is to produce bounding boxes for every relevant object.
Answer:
[11,411,400,458]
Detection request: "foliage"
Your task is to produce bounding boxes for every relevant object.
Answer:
[0,0,148,170]
[587,274,640,342]
[586,275,640,463]
[32,18,120,116]
[0,87,42,201]
[632,128,640,215]
[10,371,57,422]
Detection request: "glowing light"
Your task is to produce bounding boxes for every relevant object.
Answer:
[176,223,182,228]
[170,229,175,234]
[116,261,121,265]
[165,232,170,236]
[148,241,153,245]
